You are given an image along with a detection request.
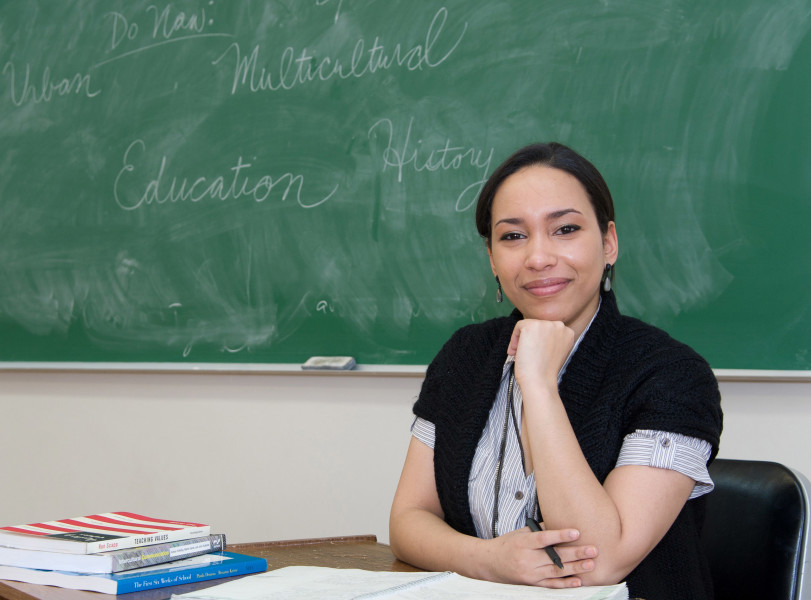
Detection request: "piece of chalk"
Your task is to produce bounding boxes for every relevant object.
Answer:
[301,356,357,370]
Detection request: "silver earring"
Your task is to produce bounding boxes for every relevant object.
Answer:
[602,264,614,292]
[496,277,503,303]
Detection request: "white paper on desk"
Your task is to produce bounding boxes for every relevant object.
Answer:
[172,565,628,600]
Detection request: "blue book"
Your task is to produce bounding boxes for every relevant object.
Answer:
[0,551,266,594]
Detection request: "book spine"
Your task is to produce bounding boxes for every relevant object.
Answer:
[84,526,211,554]
[108,534,226,572]
[116,554,266,594]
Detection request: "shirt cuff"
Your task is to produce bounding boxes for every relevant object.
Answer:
[617,429,714,499]
[411,416,436,450]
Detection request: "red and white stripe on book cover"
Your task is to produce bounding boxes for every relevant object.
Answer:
[1,513,208,537]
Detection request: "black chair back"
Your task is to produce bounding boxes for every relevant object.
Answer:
[702,459,810,600]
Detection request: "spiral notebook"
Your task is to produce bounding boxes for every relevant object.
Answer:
[172,565,628,600]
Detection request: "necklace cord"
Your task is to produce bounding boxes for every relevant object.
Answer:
[491,363,542,537]
[491,367,515,538]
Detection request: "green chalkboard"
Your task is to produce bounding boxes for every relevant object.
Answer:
[1,1,809,369]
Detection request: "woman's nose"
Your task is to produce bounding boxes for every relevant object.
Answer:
[524,236,556,270]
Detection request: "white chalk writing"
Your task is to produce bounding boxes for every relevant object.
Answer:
[147,3,206,39]
[2,62,101,106]
[368,117,494,212]
[316,300,334,314]
[107,4,206,50]
[95,4,231,68]
[213,7,467,94]
[113,140,338,211]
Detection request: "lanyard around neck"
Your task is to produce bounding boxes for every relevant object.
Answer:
[491,363,539,538]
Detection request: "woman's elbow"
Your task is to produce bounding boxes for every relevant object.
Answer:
[388,506,422,562]
[388,519,407,561]
[575,553,638,587]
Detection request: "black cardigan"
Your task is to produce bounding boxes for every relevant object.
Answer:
[413,290,723,600]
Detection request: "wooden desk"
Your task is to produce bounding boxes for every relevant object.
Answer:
[0,535,420,600]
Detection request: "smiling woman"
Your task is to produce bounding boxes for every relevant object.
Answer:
[389,142,723,600]
[485,165,617,338]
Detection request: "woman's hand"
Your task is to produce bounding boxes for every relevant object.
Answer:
[507,319,575,390]
[484,526,597,588]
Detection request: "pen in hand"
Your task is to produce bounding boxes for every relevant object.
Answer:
[526,517,564,569]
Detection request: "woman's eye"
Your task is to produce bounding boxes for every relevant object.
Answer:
[500,232,525,241]
[556,224,581,235]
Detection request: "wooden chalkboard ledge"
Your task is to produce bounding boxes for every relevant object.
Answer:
[0,364,810,382]
[711,370,811,383]
[0,362,428,377]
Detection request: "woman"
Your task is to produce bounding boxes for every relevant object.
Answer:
[389,142,723,599]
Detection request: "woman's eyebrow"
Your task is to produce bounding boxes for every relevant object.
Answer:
[493,217,524,228]
[547,208,583,220]
[493,208,583,228]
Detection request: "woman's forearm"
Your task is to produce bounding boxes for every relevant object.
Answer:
[390,507,492,580]
[522,386,624,580]
[390,505,598,586]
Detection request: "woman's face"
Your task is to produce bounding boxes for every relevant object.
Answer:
[488,165,618,337]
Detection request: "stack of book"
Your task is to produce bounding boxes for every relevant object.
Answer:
[0,512,266,594]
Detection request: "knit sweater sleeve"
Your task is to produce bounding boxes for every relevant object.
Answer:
[412,326,466,425]
[617,326,723,460]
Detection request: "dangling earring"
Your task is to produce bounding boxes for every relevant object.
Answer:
[495,276,503,303]
[602,264,614,293]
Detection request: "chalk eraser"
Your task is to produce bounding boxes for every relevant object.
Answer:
[301,356,357,371]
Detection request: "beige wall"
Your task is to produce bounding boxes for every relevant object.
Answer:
[1,371,809,545]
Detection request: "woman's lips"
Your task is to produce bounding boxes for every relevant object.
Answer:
[523,278,570,297]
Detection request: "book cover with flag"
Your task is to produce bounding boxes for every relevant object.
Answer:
[0,512,210,554]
